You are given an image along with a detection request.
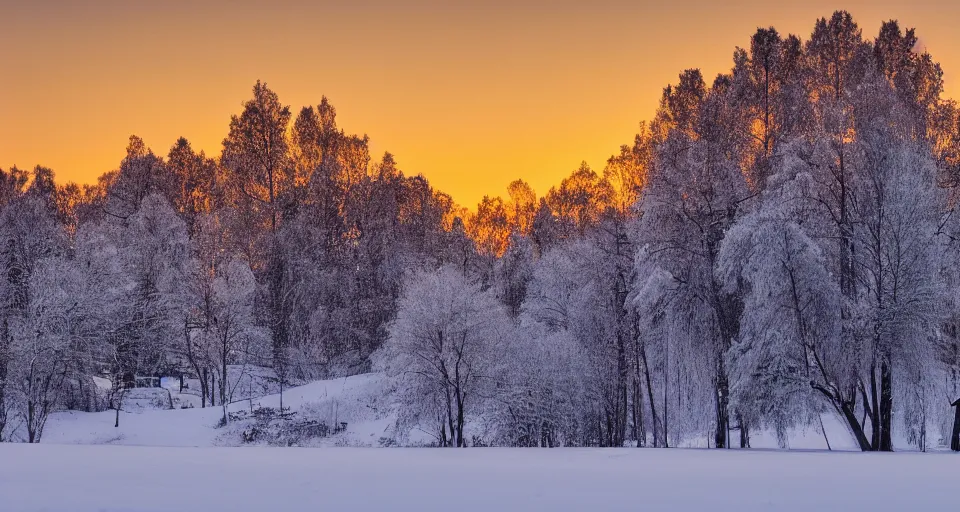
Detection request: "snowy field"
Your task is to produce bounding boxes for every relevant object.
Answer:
[4,373,956,511]
[1,444,956,512]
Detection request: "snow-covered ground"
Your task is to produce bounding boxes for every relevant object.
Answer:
[2,444,956,511]
[39,373,391,447]
[5,373,958,510]
[35,371,873,450]
[24,373,937,452]
[24,373,943,452]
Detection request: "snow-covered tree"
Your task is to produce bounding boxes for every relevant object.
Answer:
[489,322,588,447]
[375,266,511,447]
[717,166,840,447]
[524,227,638,448]
[205,258,265,424]
[634,68,751,448]
[8,255,106,442]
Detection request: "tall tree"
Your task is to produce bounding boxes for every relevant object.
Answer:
[221,81,294,398]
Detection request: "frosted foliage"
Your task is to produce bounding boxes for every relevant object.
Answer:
[375,266,510,446]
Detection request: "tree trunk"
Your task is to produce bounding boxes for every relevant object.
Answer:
[220,354,228,407]
[269,250,290,399]
[818,412,832,451]
[870,364,880,450]
[715,362,730,449]
[28,400,36,443]
[840,402,872,452]
[739,416,750,448]
[640,344,660,447]
[616,332,628,447]
[444,383,455,448]
[663,346,669,449]
[879,360,893,451]
[114,388,125,428]
[632,375,645,447]
[200,368,207,408]
[950,400,960,452]
[455,388,466,448]
[812,382,872,451]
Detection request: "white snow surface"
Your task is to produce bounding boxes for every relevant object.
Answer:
[38,372,391,447]
[34,371,871,450]
[5,372,957,510]
[1,444,956,511]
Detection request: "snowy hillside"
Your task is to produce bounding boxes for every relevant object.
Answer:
[38,373,396,448]
[33,371,875,450]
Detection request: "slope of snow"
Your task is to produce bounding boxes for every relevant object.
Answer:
[35,370,927,450]
[1,444,956,512]
[39,373,390,447]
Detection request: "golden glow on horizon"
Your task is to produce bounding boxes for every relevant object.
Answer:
[2,0,959,206]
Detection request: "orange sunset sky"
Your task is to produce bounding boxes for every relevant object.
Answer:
[2,0,958,207]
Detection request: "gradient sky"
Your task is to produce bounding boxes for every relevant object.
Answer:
[2,0,958,207]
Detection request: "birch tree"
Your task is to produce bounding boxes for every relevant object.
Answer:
[375,266,510,447]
